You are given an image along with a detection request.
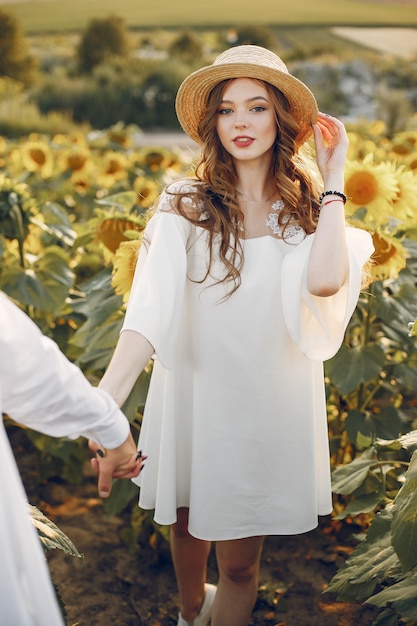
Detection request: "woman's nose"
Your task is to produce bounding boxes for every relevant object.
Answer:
[235,116,248,129]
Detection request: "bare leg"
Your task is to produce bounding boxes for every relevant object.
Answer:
[170,507,212,621]
[211,536,265,626]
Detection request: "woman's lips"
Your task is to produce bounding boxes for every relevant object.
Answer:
[233,136,254,147]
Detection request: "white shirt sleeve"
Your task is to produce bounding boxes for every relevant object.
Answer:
[0,292,130,448]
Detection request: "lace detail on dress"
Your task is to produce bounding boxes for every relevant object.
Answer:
[266,200,303,239]
[157,182,209,221]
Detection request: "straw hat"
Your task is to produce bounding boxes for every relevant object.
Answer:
[175,45,318,146]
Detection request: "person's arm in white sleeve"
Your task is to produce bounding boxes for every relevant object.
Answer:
[0,292,143,497]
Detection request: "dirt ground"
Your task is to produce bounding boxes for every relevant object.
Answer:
[7,425,382,626]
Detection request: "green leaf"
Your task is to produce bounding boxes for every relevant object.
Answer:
[391,451,417,571]
[399,431,417,454]
[73,311,123,351]
[121,367,152,422]
[325,344,385,396]
[0,246,74,311]
[29,504,82,558]
[375,439,404,453]
[326,509,400,602]
[356,431,373,451]
[371,407,409,440]
[31,201,77,247]
[331,447,376,495]
[102,477,139,516]
[367,570,417,619]
[372,608,402,626]
[96,190,137,212]
[392,361,417,392]
[335,492,385,519]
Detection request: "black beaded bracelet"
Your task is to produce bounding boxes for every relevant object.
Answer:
[319,190,347,204]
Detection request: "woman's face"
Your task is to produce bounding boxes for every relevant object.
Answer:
[215,78,277,164]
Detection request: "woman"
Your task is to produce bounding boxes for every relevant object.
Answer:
[95,45,373,626]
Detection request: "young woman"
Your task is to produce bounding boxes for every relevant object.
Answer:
[94,45,373,626]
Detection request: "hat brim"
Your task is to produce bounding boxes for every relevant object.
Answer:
[176,61,318,147]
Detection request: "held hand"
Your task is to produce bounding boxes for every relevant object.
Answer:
[88,434,146,498]
[312,112,349,183]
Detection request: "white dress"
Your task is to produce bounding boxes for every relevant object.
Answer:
[0,292,130,626]
[123,187,374,541]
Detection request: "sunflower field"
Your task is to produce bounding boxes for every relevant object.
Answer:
[1,118,417,624]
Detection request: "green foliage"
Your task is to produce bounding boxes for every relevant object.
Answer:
[76,14,131,73]
[233,24,275,48]
[26,430,87,483]
[0,178,77,315]
[0,97,88,138]
[375,85,414,139]
[169,30,204,64]
[327,435,417,624]
[0,9,38,86]
[326,246,417,464]
[34,57,188,130]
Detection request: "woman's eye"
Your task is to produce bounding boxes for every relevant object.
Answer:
[252,106,266,112]
[218,108,232,115]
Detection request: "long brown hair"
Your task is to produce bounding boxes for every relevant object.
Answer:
[167,79,322,296]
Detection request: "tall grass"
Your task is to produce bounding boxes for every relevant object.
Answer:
[6,0,417,34]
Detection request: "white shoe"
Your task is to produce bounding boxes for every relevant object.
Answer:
[177,583,217,626]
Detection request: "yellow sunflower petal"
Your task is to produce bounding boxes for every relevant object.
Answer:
[369,230,408,281]
[111,239,141,300]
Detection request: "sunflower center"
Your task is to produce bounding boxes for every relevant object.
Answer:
[372,233,397,265]
[106,159,122,175]
[67,154,87,171]
[346,171,379,205]
[29,148,47,167]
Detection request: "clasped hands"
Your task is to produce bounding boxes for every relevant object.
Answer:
[88,433,146,498]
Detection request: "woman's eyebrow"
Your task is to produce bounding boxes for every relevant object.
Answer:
[220,95,269,104]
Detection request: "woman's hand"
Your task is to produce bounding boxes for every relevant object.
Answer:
[312,113,349,185]
[88,434,147,498]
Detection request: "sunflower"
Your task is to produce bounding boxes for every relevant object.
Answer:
[63,147,92,174]
[107,122,135,148]
[390,166,417,226]
[389,130,417,159]
[21,139,54,179]
[136,147,170,173]
[344,154,399,225]
[71,173,92,195]
[96,216,141,253]
[111,238,141,301]
[346,135,378,161]
[133,176,160,209]
[404,153,417,172]
[97,151,129,188]
[368,229,408,282]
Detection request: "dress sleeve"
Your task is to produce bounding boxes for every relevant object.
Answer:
[281,227,374,361]
[121,211,191,370]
